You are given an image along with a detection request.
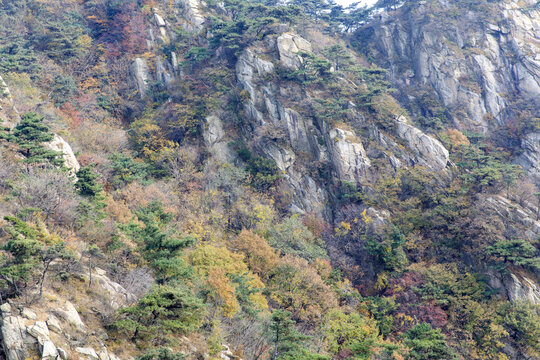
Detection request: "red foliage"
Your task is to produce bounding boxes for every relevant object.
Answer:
[60,102,83,130]
[302,213,331,238]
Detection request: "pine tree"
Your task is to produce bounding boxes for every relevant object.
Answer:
[76,165,104,198]
[403,323,458,360]
[6,112,64,168]
[125,201,194,284]
[269,310,328,360]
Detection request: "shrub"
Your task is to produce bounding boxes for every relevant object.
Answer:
[267,215,327,261]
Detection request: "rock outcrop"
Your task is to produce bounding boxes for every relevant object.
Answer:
[517,132,540,182]
[0,75,20,128]
[45,134,81,176]
[277,32,312,69]
[130,58,152,99]
[328,127,371,182]
[176,0,205,32]
[234,30,455,216]
[395,121,449,171]
[367,0,540,133]
[53,301,86,333]
[504,273,540,305]
[1,306,27,360]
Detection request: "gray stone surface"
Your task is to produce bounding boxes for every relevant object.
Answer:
[41,340,58,360]
[27,321,50,344]
[54,301,86,333]
[1,315,27,360]
[130,58,152,99]
[76,347,100,360]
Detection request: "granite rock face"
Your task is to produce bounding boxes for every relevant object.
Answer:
[277,32,313,69]
[131,58,152,99]
[367,0,540,134]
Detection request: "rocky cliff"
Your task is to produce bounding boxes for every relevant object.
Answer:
[1,0,540,359]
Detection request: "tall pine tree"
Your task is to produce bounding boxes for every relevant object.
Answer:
[3,112,64,169]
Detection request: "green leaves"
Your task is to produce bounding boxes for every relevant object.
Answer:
[0,40,40,75]
[114,285,205,342]
[403,323,458,360]
[123,201,194,284]
[452,142,523,192]
[6,112,64,167]
[487,239,540,271]
[269,309,327,360]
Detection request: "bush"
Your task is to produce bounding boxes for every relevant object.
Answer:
[136,348,185,360]
[500,301,540,352]
[267,215,327,261]
[487,239,540,271]
[246,156,280,191]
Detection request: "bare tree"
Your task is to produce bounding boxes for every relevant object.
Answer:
[121,268,154,303]
[15,167,78,224]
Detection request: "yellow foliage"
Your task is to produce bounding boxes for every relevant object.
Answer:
[190,244,267,317]
[76,34,93,50]
[269,255,338,325]
[130,116,178,162]
[334,221,351,235]
[360,208,373,225]
[374,272,389,291]
[208,268,240,317]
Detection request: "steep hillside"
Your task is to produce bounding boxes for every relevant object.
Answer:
[0,0,539,360]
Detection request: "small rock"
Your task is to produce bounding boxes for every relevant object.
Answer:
[27,321,50,344]
[98,350,110,360]
[42,340,59,360]
[95,267,106,276]
[76,347,99,360]
[57,347,69,360]
[0,302,11,315]
[22,308,37,320]
[154,13,166,27]
[47,314,62,333]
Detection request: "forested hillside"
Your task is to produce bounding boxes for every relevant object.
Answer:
[0,0,539,359]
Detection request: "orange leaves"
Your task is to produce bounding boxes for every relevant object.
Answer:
[208,268,240,317]
[231,230,278,278]
[268,255,338,326]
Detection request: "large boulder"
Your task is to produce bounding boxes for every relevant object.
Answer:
[76,347,99,360]
[277,32,312,69]
[1,315,27,360]
[41,340,59,360]
[44,134,80,176]
[53,301,86,333]
[91,270,137,310]
[328,127,371,183]
[27,321,50,344]
[46,314,62,333]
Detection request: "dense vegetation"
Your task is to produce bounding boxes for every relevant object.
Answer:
[0,0,538,360]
